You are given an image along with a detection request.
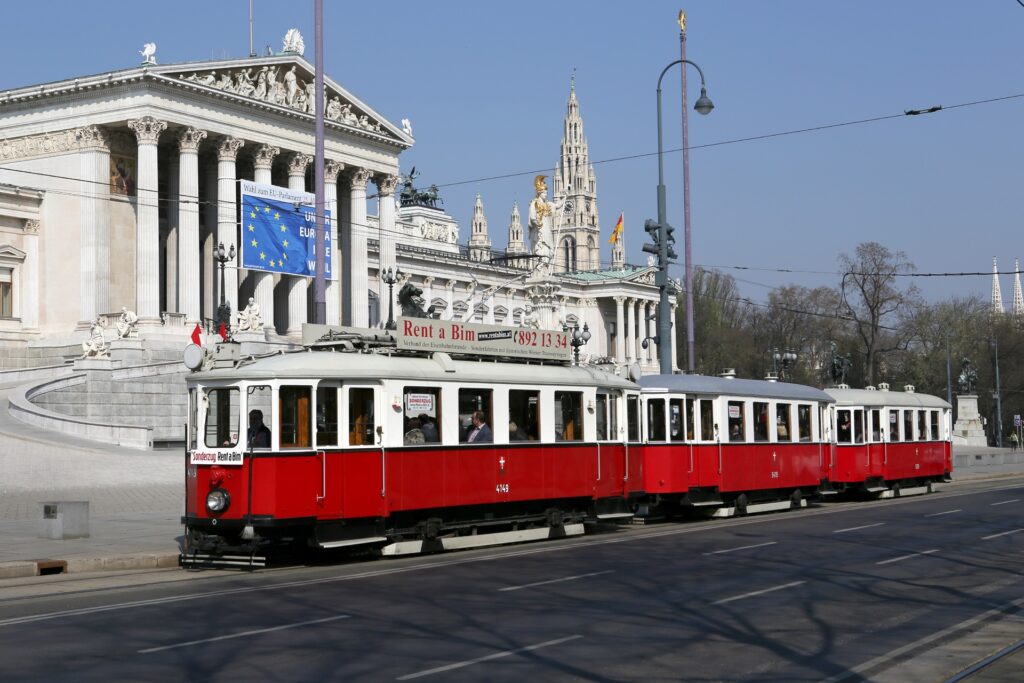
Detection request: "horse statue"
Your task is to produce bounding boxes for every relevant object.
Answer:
[398,282,435,318]
[957,358,978,394]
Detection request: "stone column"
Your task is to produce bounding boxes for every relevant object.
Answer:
[614,295,626,365]
[324,159,344,325]
[284,153,311,335]
[75,126,110,325]
[375,174,399,324]
[127,117,167,324]
[215,136,244,323]
[202,160,218,322]
[645,301,656,365]
[177,127,207,324]
[626,298,636,364]
[165,155,179,314]
[343,168,372,327]
[670,301,679,372]
[422,276,434,317]
[22,220,40,330]
[251,144,279,330]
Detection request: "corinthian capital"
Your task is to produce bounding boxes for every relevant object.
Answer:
[216,136,245,161]
[348,167,373,190]
[127,117,167,145]
[74,125,109,150]
[177,127,208,154]
[253,144,280,170]
[324,159,345,183]
[374,173,398,197]
[288,152,311,177]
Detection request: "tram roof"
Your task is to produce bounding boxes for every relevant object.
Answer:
[638,374,834,403]
[191,350,638,389]
[824,387,951,410]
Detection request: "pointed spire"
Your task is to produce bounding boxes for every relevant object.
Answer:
[506,201,527,256]
[468,193,491,262]
[992,257,1004,315]
[552,77,600,271]
[1013,258,1024,317]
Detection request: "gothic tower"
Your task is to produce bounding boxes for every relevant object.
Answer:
[992,257,1004,315]
[506,201,527,256]
[468,194,491,262]
[1013,258,1024,317]
[552,77,600,272]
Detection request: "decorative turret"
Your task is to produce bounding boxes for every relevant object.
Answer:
[1013,258,1024,318]
[506,201,527,256]
[468,193,492,262]
[992,257,1004,315]
[552,76,600,272]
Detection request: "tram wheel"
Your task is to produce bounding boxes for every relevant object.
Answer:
[790,489,802,510]
[735,494,749,517]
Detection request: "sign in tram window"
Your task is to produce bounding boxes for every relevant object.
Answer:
[930,411,940,440]
[626,395,641,442]
[596,393,609,440]
[459,388,492,443]
[870,408,882,441]
[348,387,376,446]
[555,391,583,441]
[280,386,312,448]
[728,401,745,442]
[837,409,853,444]
[247,385,272,449]
[510,390,540,441]
[670,398,685,442]
[700,399,715,441]
[403,386,442,445]
[903,410,914,443]
[647,399,666,442]
[316,387,339,446]
[753,402,769,442]
[776,403,792,441]
[798,404,812,442]
[204,387,239,448]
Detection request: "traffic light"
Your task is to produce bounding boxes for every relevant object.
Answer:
[642,218,660,255]
[663,222,678,260]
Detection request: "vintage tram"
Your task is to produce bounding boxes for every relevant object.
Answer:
[824,383,952,496]
[636,373,836,517]
[181,321,642,567]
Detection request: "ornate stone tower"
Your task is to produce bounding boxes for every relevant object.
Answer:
[468,193,492,262]
[991,257,1004,315]
[1013,258,1023,318]
[552,78,600,272]
[505,201,527,256]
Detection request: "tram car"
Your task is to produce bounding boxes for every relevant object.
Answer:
[636,373,835,517]
[824,383,952,496]
[181,321,642,567]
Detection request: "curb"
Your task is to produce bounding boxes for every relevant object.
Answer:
[0,552,180,579]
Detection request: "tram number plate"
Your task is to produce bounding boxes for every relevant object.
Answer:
[495,483,510,494]
[770,471,779,479]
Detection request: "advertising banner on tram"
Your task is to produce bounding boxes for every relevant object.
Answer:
[239,180,334,280]
[395,317,571,361]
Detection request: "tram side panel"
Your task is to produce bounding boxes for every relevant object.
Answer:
[638,444,689,499]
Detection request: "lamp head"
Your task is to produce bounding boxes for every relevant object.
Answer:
[694,87,714,116]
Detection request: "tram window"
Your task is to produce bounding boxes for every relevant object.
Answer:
[556,391,583,441]
[700,399,715,441]
[609,394,619,440]
[188,389,197,450]
[204,387,239,448]
[751,402,768,442]
[405,386,442,444]
[348,387,376,446]
[797,404,812,441]
[626,395,641,442]
[889,411,900,442]
[686,398,696,440]
[670,398,685,442]
[930,411,940,440]
[647,399,666,442]
[917,411,928,440]
[870,408,882,441]
[853,410,865,444]
[280,386,312,448]
[596,393,609,440]
[459,388,492,443]
[776,403,792,442]
[903,410,914,442]
[837,409,853,444]
[316,386,338,446]
[510,389,540,441]
[728,401,745,442]
[247,385,272,449]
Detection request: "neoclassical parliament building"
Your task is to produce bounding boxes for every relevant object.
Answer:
[0,36,671,390]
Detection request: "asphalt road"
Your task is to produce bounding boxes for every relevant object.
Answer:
[0,478,1021,682]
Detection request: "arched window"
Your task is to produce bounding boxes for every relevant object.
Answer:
[561,236,577,272]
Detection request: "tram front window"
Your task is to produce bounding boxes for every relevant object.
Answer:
[204,387,239,448]
[317,386,339,446]
[247,385,272,449]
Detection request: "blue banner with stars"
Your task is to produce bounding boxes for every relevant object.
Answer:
[239,180,333,280]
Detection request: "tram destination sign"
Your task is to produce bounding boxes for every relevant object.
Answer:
[395,317,571,361]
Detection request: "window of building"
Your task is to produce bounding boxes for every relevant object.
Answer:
[0,268,12,318]
[728,401,745,442]
[555,391,583,441]
[776,403,792,442]
[670,398,685,442]
[204,387,239,448]
[459,388,492,443]
[348,387,376,446]
[798,404,812,441]
[626,395,641,442]
[316,386,338,446]
[647,399,666,442]
[753,402,769,442]
[280,385,312,448]
[510,389,540,441]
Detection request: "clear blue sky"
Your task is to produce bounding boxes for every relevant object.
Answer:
[3,1,1022,304]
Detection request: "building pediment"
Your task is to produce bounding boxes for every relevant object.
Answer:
[0,244,27,261]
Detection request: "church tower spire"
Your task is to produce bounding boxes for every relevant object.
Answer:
[468,194,491,262]
[992,257,1004,315]
[1013,258,1024,317]
[552,77,600,272]
[505,201,527,256]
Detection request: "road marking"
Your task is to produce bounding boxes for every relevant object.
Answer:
[833,522,885,534]
[712,580,805,606]
[702,541,777,556]
[982,528,1024,540]
[990,498,1020,506]
[498,569,613,592]
[395,634,583,680]
[876,549,939,565]
[138,615,350,654]
[925,509,961,517]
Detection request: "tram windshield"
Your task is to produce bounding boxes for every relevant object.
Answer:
[204,387,239,448]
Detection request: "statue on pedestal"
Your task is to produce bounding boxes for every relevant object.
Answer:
[957,358,978,394]
[527,175,555,279]
[116,307,138,339]
[237,297,264,333]
[521,305,541,329]
[81,318,109,358]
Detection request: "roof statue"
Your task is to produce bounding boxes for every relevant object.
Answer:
[398,167,443,209]
[282,29,305,56]
[401,118,413,137]
[140,43,157,66]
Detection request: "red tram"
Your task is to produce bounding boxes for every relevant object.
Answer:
[181,322,641,566]
[636,374,835,516]
[824,384,952,496]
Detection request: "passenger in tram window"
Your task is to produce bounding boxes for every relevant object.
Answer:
[418,414,439,443]
[509,421,528,441]
[467,411,493,443]
[404,417,425,445]
[247,409,271,448]
[730,423,741,440]
[776,416,789,440]
[837,415,852,443]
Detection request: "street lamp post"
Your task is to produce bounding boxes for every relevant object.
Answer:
[215,241,235,340]
[654,10,713,375]
[568,323,591,365]
[381,266,401,330]
[992,337,1003,447]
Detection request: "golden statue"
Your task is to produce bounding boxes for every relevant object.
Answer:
[678,10,686,33]
[527,175,554,275]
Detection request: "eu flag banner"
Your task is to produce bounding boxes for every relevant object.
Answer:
[239,180,334,280]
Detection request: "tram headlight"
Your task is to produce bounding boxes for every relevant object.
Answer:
[206,488,230,514]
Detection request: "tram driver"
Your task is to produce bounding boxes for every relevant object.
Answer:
[247,409,271,448]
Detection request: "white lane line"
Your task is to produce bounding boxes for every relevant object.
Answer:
[875,549,939,565]
[702,541,777,556]
[925,509,962,517]
[990,499,1020,506]
[138,614,350,654]
[498,570,613,592]
[712,580,805,606]
[395,634,583,680]
[982,528,1024,540]
[833,522,885,534]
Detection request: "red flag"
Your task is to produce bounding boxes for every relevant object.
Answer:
[218,323,227,341]
[190,323,202,346]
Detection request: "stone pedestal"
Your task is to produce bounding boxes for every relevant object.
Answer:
[108,338,146,363]
[525,275,561,330]
[953,394,988,446]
